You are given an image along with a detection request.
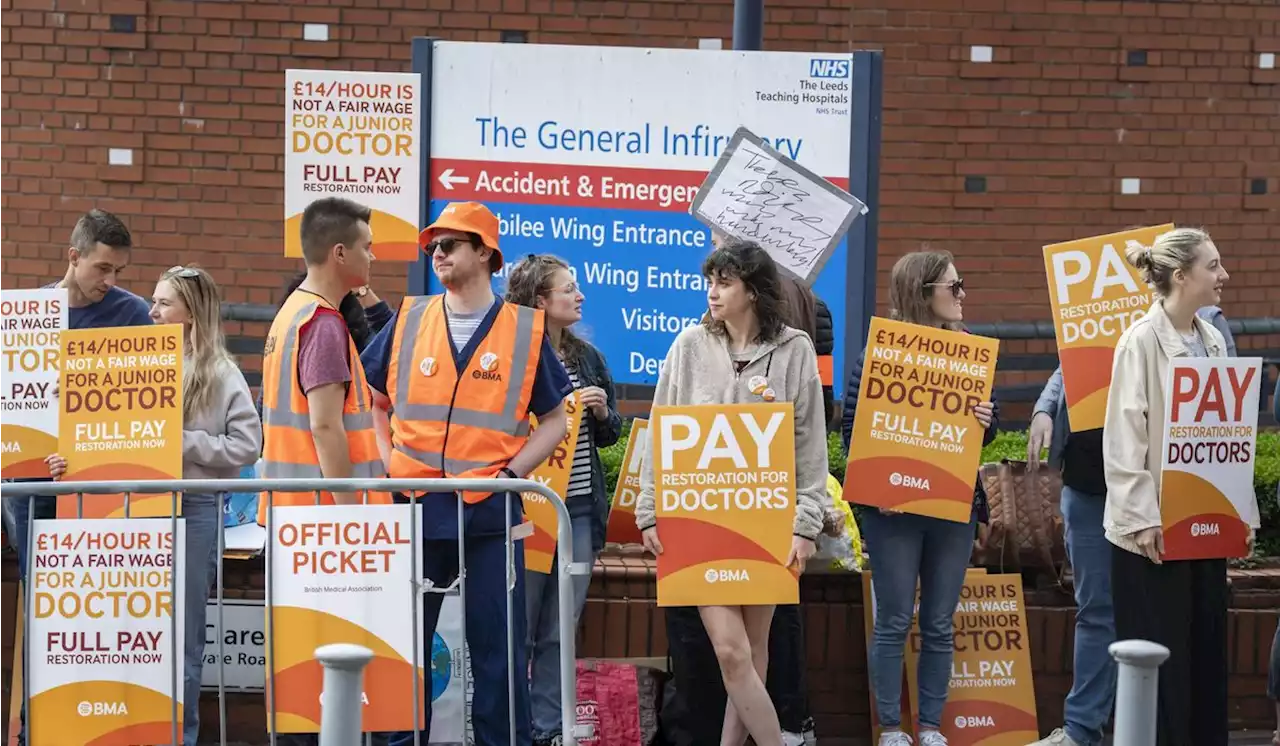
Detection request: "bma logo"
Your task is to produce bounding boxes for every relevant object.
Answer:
[809,58,850,78]
[78,701,128,716]
[1191,522,1221,537]
[888,471,930,490]
[704,568,750,583]
[472,351,503,381]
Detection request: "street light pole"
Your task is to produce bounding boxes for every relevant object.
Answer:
[732,0,764,51]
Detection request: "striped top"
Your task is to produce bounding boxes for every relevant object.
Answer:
[564,362,594,499]
[447,307,485,351]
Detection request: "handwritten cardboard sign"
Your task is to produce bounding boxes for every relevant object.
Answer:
[844,317,999,523]
[1,289,67,478]
[523,392,583,574]
[605,418,649,546]
[1042,224,1171,432]
[690,126,867,285]
[1159,357,1262,560]
[652,403,796,607]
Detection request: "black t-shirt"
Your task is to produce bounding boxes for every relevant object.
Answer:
[1061,427,1106,496]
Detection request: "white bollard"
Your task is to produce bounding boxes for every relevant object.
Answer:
[316,643,374,746]
[1109,639,1170,746]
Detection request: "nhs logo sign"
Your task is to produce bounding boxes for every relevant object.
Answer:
[809,58,850,78]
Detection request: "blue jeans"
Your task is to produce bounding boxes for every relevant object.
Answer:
[1061,486,1116,746]
[861,508,976,730]
[2,493,220,746]
[524,514,595,740]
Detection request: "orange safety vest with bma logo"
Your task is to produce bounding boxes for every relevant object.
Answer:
[257,289,390,525]
[386,295,544,504]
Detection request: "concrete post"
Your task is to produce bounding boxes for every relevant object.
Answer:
[316,643,374,746]
[1109,639,1170,746]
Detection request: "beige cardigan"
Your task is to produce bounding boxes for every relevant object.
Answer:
[1101,300,1241,555]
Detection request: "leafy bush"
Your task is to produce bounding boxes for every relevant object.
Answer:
[600,417,1280,556]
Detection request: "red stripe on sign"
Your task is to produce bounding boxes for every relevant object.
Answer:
[430,158,851,213]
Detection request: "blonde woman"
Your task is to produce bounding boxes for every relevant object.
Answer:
[1103,228,1242,746]
[151,265,262,744]
[636,240,824,746]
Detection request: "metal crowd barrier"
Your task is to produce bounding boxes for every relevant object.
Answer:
[0,477,589,746]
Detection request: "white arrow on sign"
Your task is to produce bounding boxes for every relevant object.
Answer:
[438,168,470,190]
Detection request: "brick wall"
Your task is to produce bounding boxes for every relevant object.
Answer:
[2,0,1279,386]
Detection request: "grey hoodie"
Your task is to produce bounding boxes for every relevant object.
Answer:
[634,323,827,540]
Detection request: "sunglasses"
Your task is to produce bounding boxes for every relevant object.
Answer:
[924,278,964,298]
[426,237,472,256]
[166,265,200,279]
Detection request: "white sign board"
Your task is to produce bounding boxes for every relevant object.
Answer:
[200,599,265,692]
[690,127,866,285]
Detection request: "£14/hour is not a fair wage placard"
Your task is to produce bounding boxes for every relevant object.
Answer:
[1,289,66,479]
[652,403,797,607]
[1042,224,1171,432]
[1159,357,1263,561]
[57,325,184,519]
[522,391,583,574]
[845,318,999,523]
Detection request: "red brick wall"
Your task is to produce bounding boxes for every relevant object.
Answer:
[2,0,1278,376]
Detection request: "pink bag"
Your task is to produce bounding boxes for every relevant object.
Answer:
[575,660,650,746]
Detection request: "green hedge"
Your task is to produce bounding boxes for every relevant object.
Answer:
[600,421,1280,555]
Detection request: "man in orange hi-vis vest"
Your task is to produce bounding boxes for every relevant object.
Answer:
[258,196,392,529]
[361,201,572,746]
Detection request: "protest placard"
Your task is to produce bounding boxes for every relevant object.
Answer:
[523,391,582,574]
[844,317,999,523]
[905,572,1039,745]
[605,418,649,546]
[28,519,186,746]
[1159,357,1262,561]
[285,69,421,261]
[1043,224,1171,432]
[1,289,67,479]
[690,126,867,285]
[56,325,184,519]
[266,504,424,732]
[652,403,796,607]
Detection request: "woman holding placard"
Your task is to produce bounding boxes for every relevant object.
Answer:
[1103,227,1237,746]
[505,253,622,746]
[840,250,997,746]
[636,239,825,746]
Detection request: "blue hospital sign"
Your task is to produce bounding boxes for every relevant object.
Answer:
[428,43,855,388]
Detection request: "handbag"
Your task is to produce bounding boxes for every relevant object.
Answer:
[974,459,1067,578]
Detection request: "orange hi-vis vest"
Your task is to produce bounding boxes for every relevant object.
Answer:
[387,295,544,504]
[257,289,391,525]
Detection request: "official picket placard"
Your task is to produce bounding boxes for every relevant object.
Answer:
[1,289,67,478]
[1159,357,1262,561]
[28,519,186,746]
[605,418,649,545]
[266,504,424,732]
[523,391,582,574]
[652,403,796,607]
[690,127,866,285]
[56,325,184,519]
[1043,224,1171,432]
[844,317,999,523]
[905,572,1038,745]
[285,69,421,261]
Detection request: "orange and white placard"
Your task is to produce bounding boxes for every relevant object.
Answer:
[652,403,796,607]
[605,418,649,546]
[523,391,583,574]
[1,289,66,479]
[1159,357,1262,561]
[266,504,424,732]
[56,325,184,519]
[905,571,1039,745]
[1043,224,1171,432]
[844,317,999,523]
[28,519,186,746]
[285,69,421,261]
